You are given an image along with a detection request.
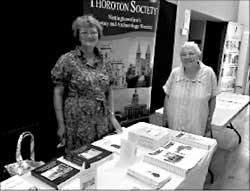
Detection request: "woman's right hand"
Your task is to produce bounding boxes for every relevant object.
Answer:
[57,125,65,148]
[57,125,65,138]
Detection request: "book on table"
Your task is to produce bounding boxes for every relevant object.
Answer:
[127,161,172,189]
[143,140,208,177]
[64,145,113,166]
[31,159,80,189]
[171,131,217,150]
[91,136,121,154]
[128,122,172,149]
[0,175,37,190]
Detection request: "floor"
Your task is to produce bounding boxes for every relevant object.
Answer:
[204,105,249,190]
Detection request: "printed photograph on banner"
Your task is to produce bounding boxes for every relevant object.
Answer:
[98,36,154,89]
[83,0,160,125]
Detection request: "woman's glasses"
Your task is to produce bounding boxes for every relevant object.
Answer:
[80,31,98,37]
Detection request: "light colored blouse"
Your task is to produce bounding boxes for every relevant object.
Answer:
[163,62,218,136]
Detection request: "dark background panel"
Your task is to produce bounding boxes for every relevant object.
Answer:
[150,0,177,113]
[202,21,227,78]
[1,0,84,174]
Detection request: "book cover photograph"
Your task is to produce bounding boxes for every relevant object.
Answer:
[64,145,113,166]
[31,159,79,189]
[143,141,208,176]
[127,161,172,189]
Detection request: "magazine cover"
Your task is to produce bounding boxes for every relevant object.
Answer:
[31,159,80,189]
[83,0,160,125]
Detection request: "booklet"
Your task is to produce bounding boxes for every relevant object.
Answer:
[127,161,172,189]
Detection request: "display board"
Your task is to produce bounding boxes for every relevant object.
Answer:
[83,0,160,125]
[218,21,243,92]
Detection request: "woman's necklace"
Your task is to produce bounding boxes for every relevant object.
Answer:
[80,48,96,68]
[86,57,97,68]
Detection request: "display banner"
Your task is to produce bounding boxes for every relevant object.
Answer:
[218,21,243,92]
[83,0,160,125]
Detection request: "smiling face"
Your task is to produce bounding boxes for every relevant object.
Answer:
[79,26,99,48]
[180,47,200,69]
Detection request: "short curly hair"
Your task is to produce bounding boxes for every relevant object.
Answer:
[72,15,103,40]
[180,41,201,56]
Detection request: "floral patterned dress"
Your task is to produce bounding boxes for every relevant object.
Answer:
[51,46,114,151]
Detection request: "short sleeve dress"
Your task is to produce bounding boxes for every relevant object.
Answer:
[51,46,115,151]
[162,62,218,136]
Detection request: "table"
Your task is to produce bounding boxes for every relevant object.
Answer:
[150,92,250,144]
[1,122,217,190]
[212,92,249,144]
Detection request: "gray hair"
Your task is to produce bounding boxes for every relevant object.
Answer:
[72,15,103,40]
[180,41,201,56]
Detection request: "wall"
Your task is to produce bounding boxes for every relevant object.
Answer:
[189,20,206,53]
[171,0,239,69]
[236,0,249,94]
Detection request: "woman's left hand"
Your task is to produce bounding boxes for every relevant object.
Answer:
[110,115,123,133]
[205,120,213,138]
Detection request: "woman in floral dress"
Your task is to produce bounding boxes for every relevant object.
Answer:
[51,15,122,152]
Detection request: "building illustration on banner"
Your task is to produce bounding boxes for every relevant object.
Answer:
[98,40,152,124]
[114,89,150,124]
[99,40,153,89]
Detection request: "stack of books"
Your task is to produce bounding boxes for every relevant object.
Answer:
[171,131,217,150]
[143,140,208,177]
[128,123,171,149]
[31,159,80,189]
[127,161,172,189]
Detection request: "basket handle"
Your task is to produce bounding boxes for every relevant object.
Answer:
[15,131,35,162]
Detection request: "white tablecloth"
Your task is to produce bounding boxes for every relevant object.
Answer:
[2,122,217,190]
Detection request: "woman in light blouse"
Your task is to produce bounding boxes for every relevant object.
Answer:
[162,41,217,137]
